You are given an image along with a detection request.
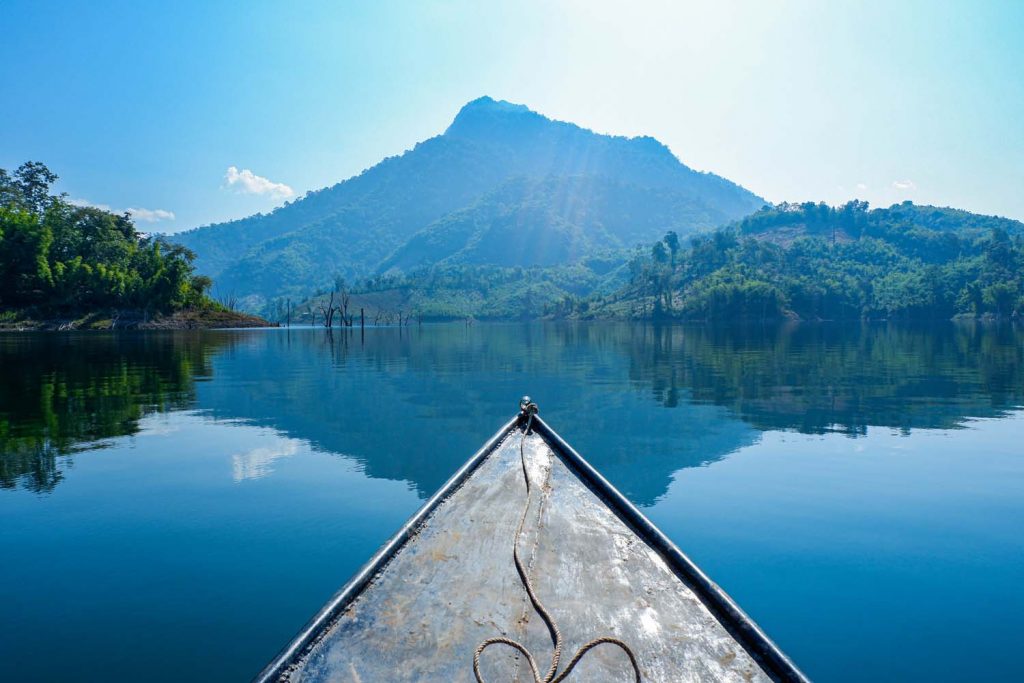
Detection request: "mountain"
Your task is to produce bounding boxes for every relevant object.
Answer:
[174,97,764,302]
[378,174,747,271]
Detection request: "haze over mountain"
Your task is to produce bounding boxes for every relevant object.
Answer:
[175,97,764,301]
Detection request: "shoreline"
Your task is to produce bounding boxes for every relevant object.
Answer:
[0,308,275,331]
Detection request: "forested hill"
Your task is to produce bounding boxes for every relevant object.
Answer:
[597,201,1024,321]
[0,162,272,329]
[174,97,763,305]
[0,163,206,320]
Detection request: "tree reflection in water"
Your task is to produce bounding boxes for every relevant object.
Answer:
[1,322,1021,499]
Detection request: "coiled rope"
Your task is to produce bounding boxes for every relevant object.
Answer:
[472,403,642,683]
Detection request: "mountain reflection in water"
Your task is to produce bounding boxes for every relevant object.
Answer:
[2,322,1021,503]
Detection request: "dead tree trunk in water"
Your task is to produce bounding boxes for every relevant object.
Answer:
[340,290,351,326]
[319,291,336,327]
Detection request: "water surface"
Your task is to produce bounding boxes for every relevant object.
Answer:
[1,323,1022,681]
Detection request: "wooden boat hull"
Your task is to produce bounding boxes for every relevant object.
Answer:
[255,412,808,682]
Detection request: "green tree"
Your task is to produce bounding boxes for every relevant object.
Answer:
[0,206,53,303]
[0,161,218,315]
[983,282,1018,318]
[0,161,60,214]
[615,200,1024,322]
[664,231,680,267]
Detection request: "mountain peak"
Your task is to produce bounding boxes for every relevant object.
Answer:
[176,96,765,300]
[445,96,547,137]
[458,96,531,115]
[445,97,676,160]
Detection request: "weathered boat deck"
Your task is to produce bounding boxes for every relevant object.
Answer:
[258,416,806,682]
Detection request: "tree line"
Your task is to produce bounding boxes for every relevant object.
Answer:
[0,162,213,314]
[615,201,1024,321]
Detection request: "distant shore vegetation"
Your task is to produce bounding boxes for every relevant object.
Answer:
[267,200,1024,325]
[0,162,268,329]
[595,201,1024,322]
[6,162,1022,327]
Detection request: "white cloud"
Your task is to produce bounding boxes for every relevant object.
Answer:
[856,183,868,191]
[224,166,294,198]
[126,207,176,223]
[68,198,175,223]
[892,179,917,190]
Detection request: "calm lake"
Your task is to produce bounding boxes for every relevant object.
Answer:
[1,323,1022,682]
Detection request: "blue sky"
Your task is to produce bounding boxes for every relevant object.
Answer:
[2,0,1022,231]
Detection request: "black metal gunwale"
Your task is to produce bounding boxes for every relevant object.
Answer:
[531,414,810,683]
[252,415,520,683]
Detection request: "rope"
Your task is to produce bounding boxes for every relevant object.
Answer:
[472,410,642,683]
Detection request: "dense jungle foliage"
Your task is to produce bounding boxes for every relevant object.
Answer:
[0,162,214,315]
[604,201,1024,321]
